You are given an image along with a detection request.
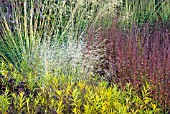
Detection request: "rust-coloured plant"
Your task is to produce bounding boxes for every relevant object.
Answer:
[84,21,170,112]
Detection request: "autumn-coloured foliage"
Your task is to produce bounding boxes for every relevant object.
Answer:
[84,21,170,112]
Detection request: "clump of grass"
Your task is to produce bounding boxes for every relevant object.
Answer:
[0,0,121,76]
[30,39,85,80]
[117,0,170,29]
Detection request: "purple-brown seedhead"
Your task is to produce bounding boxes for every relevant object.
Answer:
[84,21,170,111]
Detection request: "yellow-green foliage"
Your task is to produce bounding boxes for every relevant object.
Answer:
[0,66,162,114]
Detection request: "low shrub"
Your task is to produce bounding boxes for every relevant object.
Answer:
[0,65,163,114]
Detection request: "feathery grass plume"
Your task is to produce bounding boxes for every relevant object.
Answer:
[0,0,121,76]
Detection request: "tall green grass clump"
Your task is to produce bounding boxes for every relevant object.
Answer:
[117,0,170,29]
[0,0,121,77]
